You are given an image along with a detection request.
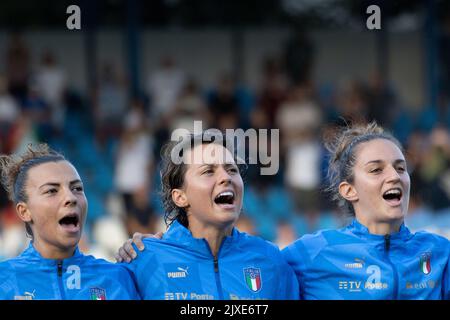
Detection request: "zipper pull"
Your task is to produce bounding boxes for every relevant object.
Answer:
[213,256,219,273]
[57,260,63,277]
[384,234,390,252]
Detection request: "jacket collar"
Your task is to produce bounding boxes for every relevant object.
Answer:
[347,218,412,241]
[20,242,84,266]
[163,220,241,257]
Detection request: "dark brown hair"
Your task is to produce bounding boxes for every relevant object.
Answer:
[160,132,246,228]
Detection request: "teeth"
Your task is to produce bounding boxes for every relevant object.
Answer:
[384,188,401,195]
[216,191,234,198]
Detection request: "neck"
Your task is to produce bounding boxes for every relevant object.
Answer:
[355,216,403,235]
[32,239,76,260]
[188,220,234,257]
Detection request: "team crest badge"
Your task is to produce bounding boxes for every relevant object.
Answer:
[419,252,431,275]
[243,267,262,292]
[90,287,107,300]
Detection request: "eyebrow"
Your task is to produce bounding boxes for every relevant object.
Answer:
[38,180,82,189]
[197,163,237,169]
[364,159,406,166]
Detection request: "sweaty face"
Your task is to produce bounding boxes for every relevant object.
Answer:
[21,161,87,258]
[348,139,410,226]
[179,143,244,230]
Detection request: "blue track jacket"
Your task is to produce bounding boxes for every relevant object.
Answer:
[282,219,450,300]
[125,220,299,300]
[0,243,140,300]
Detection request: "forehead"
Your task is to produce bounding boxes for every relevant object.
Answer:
[354,139,405,164]
[184,143,236,166]
[27,161,81,185]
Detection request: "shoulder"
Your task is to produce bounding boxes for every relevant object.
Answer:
[0,259,16,279]
[411,230,450,249]
[0,258,21,297]
[235,231,283,258]
[140,237,181,255]
[79,254,134,278]
[286,228,339,251]
[282,227,347,264]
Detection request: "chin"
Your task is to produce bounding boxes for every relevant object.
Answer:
[215,213,239,227]
[61,235,81,248]
[384,208,406,221]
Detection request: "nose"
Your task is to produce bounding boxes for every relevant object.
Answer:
[217,166,232,185]
[63,187,78,207]
[385,165,401,183]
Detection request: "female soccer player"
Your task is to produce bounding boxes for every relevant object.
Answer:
[0,144,139,300]
[282,122,449,299]
[121,132,299,300]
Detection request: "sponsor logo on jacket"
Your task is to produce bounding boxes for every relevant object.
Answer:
[14,290,35,300]
[167,266,189,279]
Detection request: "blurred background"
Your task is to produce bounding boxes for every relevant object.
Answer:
[0,0,449,261]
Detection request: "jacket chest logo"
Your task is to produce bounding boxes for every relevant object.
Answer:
[419,252,431,275]
[243,267,262,292]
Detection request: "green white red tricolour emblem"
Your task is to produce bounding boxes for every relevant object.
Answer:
[419,252,431,275]
[244,267,262,292]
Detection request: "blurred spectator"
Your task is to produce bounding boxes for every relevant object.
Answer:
[256,56,288,129]
[167,78,210,133]
[147,55,186,121]
[334,80,369,126]
[114,103,156,236]
[416,126,450,211]
[94,62,128,145]
[284,29,314,86]
[5,32,30,101]
[207,72,240,131]
[0,75,20,153]
[22,84,52,142]
[366,71,397,126]
[277,83,323,213]
[34,50,67,132]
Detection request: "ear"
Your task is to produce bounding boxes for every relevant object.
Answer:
[171,189,189,209]
[338,181,359,202]
[16,202,32,223]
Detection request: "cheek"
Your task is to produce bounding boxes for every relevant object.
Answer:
[28,197,58,223]
[186,180,213,203]
[234,177,244,196]
[78,195,88,213]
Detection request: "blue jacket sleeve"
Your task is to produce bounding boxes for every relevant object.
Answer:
[0,265,15,300]
[281,242,306,299]
[279,262,301,300]
[120,266,142,300]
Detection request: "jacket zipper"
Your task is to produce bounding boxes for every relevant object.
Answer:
[204,239,225,300]
[384,234,399,299]
[57,260,66,300]
[213,256,224,300]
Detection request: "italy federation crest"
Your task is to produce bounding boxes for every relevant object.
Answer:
[90,287,107,300]
[244,267,262,292]
[419,252,431,275]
